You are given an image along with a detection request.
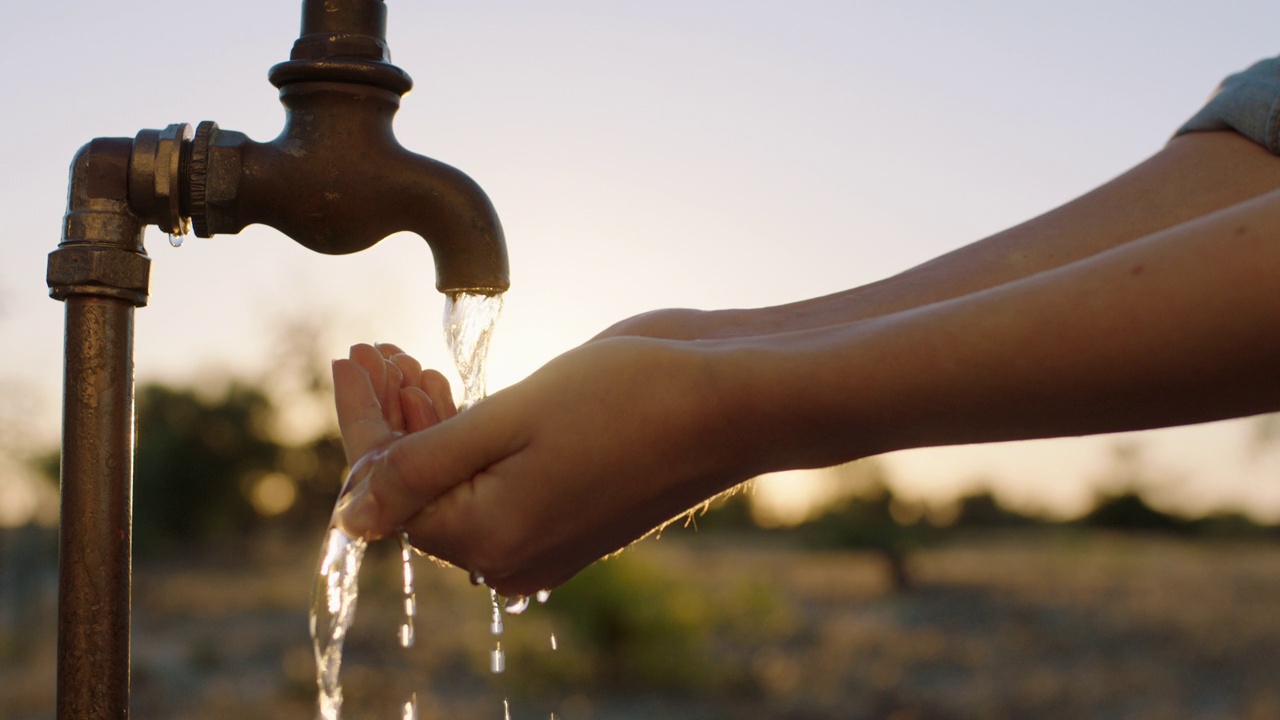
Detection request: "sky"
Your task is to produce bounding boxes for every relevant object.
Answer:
[3,0,1280,525]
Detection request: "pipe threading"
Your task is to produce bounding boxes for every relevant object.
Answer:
[187,121,215,237]
[177,133,193,220]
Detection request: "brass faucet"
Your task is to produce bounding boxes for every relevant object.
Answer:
[46,1,508,715]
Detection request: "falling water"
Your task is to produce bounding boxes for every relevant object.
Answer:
[311,527,368,720]
[444,292,518,683]
[309,291,507,718]
[443,291,504,411]
[399,531,417,649]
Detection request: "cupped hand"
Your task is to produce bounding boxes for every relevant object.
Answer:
[332,337,761,597]
[332,342,457,487]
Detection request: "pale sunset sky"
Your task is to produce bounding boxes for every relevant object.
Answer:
[3,0,1280,525]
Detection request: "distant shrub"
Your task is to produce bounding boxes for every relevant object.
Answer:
[543,552,719,693]
[1080,492,1189,534]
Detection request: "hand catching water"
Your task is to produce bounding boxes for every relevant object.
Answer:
[331,335,766,597]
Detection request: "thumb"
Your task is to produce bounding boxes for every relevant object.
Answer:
[333,389,524,543]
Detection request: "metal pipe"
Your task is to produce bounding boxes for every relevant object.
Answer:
[57,297,136,719]
[48,139,149,719]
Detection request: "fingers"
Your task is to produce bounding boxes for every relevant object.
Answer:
[333,341,469,543]
[384,350,423,389]
[401,386,438,433]
[334,399,520,542]
[332,358,398,467]
[373,340,458,425]
[419,369,458,420]
[374,342,407,359]
[350,344,398,427]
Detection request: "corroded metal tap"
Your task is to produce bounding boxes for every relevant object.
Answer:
[46,1,508,716]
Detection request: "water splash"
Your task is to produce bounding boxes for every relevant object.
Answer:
[311,527,368,720]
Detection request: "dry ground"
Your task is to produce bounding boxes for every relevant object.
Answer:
[3,529,1280,719]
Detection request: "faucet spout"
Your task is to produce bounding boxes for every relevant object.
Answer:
[182,0,510,294]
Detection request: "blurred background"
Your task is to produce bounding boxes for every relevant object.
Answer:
[4,1,1280,718]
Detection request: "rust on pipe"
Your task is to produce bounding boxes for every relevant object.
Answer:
[57,297,136,719]
[49,138,148,720]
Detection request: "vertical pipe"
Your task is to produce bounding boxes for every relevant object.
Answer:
[57,296,134,719]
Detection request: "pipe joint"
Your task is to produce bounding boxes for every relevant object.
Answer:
[50,138,151,306]
[47,245,151,306]
[129,124,193,236]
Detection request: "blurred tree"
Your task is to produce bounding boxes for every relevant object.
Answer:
[32,313,354,553]
[800,462,926,592]
[1080,442,1188,534]
[1081,491,1188,533]
[546,552,717,692]
[132,382,279,550]
[34,378,347,555]
[952,490,1041,528]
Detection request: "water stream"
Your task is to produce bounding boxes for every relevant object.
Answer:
[310,291,504,719]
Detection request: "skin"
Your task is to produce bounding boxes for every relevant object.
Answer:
[331,131,1280,597]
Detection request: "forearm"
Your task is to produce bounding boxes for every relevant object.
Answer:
[638,131,1280,341]
[730,186,1280,473]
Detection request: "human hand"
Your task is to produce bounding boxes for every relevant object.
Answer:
[332,337,763,596]
[332,342,458,469]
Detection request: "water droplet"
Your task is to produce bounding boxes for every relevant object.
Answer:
[402,693,419,720]
[399,532,416,648]
[166,232,183,248]
[491,643,506,674]
[504,595,531,615]
[470,570,486,586]
[489,588,506,634]
[536,589,552,604]
[550,633,558,651]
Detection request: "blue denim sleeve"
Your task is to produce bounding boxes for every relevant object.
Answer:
[1175,56,1280,155]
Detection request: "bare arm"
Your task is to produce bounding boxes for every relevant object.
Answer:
[600,131,1280,340]
[745,187,1280,471]
[333,186,1280,595]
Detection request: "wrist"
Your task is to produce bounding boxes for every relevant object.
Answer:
[693,323,893,479]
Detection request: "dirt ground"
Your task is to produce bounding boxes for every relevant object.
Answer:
[4,528,1280,719]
